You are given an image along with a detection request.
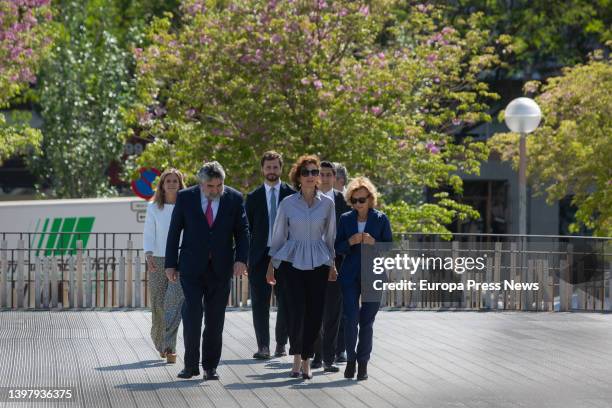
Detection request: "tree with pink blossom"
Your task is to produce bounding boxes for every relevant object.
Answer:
[0,0,54,163]
[127,0,511,233]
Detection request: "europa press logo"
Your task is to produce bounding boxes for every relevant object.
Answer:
[131,167,161,200]
[367,249,539,294]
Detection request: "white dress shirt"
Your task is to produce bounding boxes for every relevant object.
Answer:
[143,202,175,256]
[265,181,281,246]
[321,188,335,204]
[200,188,220,222]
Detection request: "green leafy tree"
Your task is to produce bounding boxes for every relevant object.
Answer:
[83,0,182,46]
[27,1,133,197]
[489,51,612,236]
[127,0,510,233]
[0,0,54,163]
[425,0,612,76]
[23,0,184,197]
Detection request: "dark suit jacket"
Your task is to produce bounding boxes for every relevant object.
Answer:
[335,208,393,283]
[245,182,295,266]
[328,189,350,269]
[332,189,351,226]
[165,185,249,279]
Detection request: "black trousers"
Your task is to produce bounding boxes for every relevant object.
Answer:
[313,279,345,364]
[249,253,288,350]
[180,262,231,370]
[282,261,329,360]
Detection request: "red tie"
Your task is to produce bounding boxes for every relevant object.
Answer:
[205,200,213,227]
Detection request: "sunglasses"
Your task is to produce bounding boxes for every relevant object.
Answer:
[300,168,320,177]
[350,196,369,204]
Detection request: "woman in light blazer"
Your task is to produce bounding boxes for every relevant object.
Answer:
[144,168,186,363]
[335,176,392,380]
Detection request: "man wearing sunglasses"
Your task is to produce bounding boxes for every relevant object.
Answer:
[311,161,350,372]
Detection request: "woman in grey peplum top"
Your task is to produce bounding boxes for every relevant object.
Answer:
[266,154,337,380]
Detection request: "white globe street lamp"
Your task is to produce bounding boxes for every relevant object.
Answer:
[504,97,542,236]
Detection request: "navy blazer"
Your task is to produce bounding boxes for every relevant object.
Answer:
[332,189,351,226]
[335,208,393,283]
[245,182,295,266]
[164,185,249,279]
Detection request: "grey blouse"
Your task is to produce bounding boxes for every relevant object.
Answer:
[269,191,336,270]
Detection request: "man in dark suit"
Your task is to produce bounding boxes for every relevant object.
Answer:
[312,161,351,371]
[245,151,295,359]
[165,161,249,381]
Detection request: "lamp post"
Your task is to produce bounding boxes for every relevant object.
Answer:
[504,97,542,236]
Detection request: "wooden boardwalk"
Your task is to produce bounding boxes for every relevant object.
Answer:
[0,310,611,408]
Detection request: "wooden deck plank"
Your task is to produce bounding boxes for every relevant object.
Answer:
[0,310,611,408]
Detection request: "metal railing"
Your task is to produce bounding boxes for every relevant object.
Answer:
[381,233,611,311]
[0,232,610,311]
[0,232,250,309]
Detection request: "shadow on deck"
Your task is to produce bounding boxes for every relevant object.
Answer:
[0,310,611,408]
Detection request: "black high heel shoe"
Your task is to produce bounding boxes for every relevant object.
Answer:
[301,359,313,379]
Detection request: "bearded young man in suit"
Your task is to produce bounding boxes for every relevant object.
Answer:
[245,151,296,359]
[311,161,351,372]
[165,161,249,381]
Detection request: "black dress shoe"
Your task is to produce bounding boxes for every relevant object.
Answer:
[310,359,322,369]
[177,368,200,379]
[253,347,271,360]
[323,363,340,373]
[302,371,313,380]
[274,345,287,357]
[344,360,356,379]
[289,370,301,378]
[357,361,368,380]
[204,368,220,381]
[335,352,347,363]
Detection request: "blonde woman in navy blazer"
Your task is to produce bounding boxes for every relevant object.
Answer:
[335,177,392,381]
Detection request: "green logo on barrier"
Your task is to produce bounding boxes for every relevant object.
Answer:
[32,217,96,256]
